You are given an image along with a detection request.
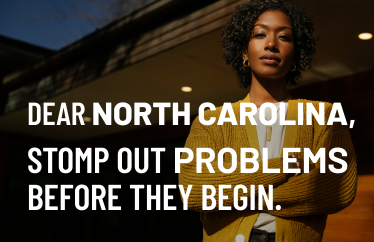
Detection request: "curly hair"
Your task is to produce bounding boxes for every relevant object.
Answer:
[222,0,317,87]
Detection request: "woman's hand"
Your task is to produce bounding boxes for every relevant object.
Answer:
[280,155,315,178]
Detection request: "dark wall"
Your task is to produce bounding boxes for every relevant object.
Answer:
[289,69,374,175]
[0,137,202,242]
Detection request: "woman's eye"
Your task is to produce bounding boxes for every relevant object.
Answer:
[279,35,291,41]
[254,34,265,38]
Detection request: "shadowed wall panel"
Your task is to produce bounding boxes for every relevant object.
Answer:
[289,69,374,175]
[322,174,374,242]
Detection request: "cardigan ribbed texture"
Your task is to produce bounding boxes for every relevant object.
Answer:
[179,95,357,242]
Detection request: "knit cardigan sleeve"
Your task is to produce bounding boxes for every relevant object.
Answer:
[179,110,288,212]
[266,103,358,217]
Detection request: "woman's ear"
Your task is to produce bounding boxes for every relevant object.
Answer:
[242,51,248,61]
[292,54,297,65]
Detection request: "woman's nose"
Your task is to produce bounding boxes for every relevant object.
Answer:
[264,34,278,51]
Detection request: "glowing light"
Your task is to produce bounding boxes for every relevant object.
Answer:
[181,86,192,92]
[83,117,92,122]
[358,33,372,40]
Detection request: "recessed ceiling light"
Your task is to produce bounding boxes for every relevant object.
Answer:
[181,86,192,92]
[83,117,92,122]
[358,33,372,40]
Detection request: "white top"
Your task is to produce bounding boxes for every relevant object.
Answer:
[252,101,289,233]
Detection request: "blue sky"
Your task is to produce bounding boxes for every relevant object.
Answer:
[0,0,110,50]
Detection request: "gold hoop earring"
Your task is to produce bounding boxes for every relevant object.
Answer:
[243,59,250,67]
[290,64,296,71]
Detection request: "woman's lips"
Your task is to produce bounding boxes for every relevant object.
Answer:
[260,58,280,65]
[260,54,281,65]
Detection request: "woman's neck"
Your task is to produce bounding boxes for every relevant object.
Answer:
[248,73,288,108]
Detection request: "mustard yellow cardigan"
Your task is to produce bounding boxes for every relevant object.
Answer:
[179,95,357,242]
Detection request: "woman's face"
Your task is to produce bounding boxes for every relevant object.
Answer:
[243,10,295,80]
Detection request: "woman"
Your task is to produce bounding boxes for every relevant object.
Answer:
[179,0,357,241]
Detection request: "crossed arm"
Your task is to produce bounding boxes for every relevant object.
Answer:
[179,117,357,217]
[266,124,357,217]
